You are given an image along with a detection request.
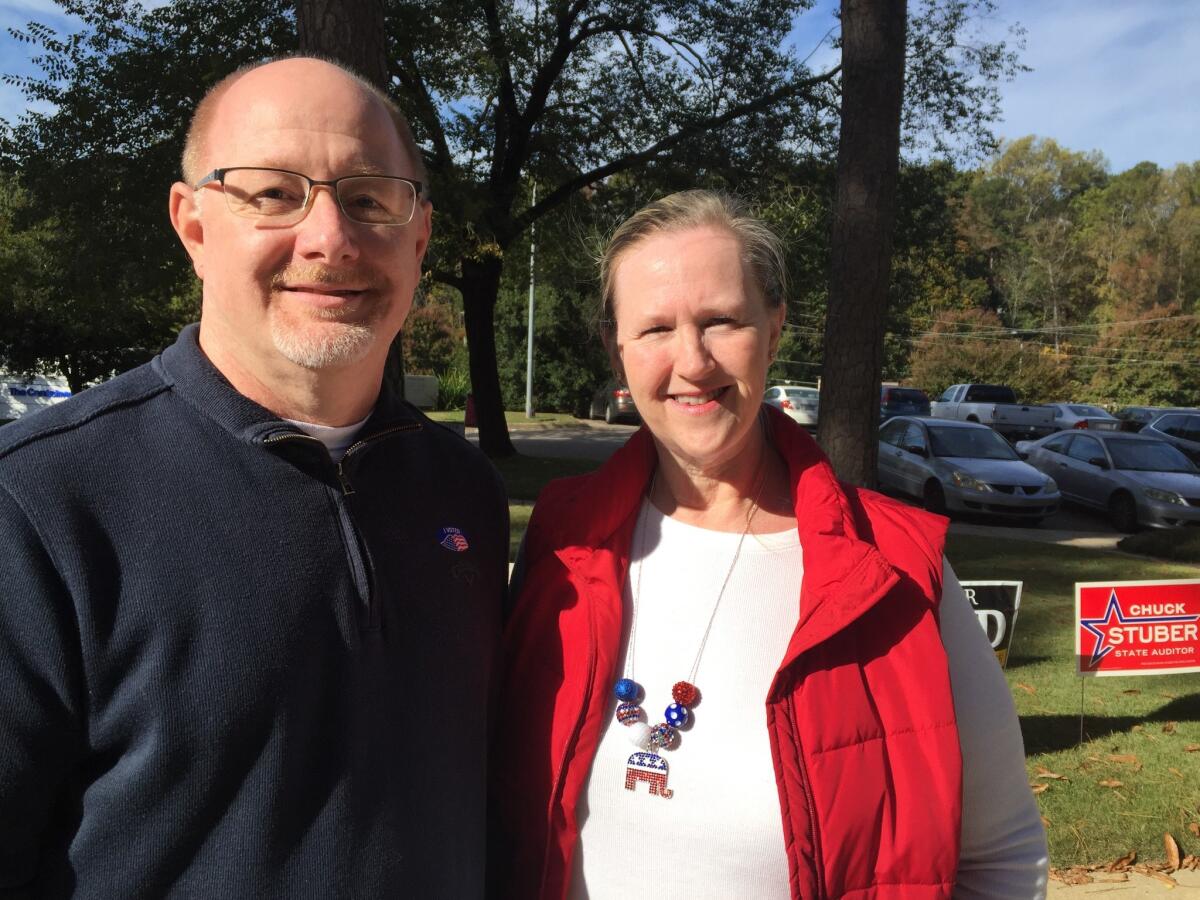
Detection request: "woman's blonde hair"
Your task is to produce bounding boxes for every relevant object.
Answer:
[598,189,788,336]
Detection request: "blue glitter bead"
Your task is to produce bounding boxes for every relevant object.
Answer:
[664,703,689,727]
[615,702,643,724]
[613,678,640,702]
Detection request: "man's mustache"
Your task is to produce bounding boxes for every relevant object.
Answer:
[270,264,386,292]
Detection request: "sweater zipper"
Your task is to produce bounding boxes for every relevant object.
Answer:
[262,424,420,627]
[788,693,826,900]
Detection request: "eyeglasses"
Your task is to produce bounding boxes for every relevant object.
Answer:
[194,167,423,226]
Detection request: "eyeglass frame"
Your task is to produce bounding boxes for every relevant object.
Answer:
[193,167,425,227]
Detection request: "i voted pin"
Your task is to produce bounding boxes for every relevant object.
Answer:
[438,526,470,552]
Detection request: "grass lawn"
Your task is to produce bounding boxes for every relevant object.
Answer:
[946,534,1200,867]
[1118,527,1200,563]
[426,409,585,427]
[494,454,600,503]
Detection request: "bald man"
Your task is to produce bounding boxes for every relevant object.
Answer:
[0,57,507,898]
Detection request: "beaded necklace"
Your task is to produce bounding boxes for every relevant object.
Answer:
[613,467,765,800]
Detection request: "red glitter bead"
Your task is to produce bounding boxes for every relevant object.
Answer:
[671,681,699,706]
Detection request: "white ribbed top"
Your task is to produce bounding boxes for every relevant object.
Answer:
[569,501,800,899]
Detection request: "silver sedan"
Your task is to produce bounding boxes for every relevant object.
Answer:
[878,417,1060,521]
[1015,431,1200,532]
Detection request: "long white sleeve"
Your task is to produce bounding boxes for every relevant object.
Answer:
[941,561,1050,899]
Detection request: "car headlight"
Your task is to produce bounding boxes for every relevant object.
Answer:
[1144,487,1187,506]
[1043,477,1058,494]
[950,471,991,492]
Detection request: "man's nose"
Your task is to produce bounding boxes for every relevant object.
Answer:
[294,185,360,263]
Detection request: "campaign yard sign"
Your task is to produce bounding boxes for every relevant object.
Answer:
[1076,579,1200,676]
[961,581,1022,668]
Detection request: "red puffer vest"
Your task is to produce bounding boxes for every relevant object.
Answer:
[491,408,962,899]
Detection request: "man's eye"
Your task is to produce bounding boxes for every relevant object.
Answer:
[706,316,736,328]
[345,193,385,210]
[252,187,303,205]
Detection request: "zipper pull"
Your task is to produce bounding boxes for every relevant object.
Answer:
[336,461,355,495]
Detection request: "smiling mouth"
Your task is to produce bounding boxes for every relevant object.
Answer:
[670,387,727,406]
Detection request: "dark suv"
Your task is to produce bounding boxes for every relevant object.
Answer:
[1141,411,1200,465]
[880,386,931,422]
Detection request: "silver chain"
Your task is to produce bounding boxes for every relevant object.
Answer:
[626,464,766,686]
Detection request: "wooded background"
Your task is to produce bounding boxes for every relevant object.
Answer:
[2,1,1196,480]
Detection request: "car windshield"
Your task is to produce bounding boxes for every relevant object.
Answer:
[1105,439,1197,473]
[928,426,1019,460]
[1068,405,1112,417]
[885,389,927,404]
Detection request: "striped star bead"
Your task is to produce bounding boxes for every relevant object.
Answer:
[616,702,644,725]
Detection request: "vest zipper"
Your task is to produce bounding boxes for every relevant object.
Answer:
[540,581,598,896]
[788,693,826,900]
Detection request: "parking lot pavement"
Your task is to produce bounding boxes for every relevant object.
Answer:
[948,520,1124,551]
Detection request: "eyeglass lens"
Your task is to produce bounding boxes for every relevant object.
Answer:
[220,169,416,225]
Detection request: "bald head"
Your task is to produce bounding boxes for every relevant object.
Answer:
[180,56,426,189]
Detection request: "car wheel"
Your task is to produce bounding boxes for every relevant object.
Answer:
[605,402,617,425]
[923,480,947,515]
[1109,492,1138,533]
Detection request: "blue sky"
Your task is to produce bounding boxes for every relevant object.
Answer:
[1,0,1197,174]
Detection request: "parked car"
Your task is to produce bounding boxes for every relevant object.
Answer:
[1044,403,1120,432]
[763,384,819,428]
[880,385,930,422]
[1112,405,1200,432]
[1015,431,1200,532]
[929,383,1056,442]
[1140,411,1200,465]
[588,380,639,424]
[1,373,71,425]
[878,416,1059,522]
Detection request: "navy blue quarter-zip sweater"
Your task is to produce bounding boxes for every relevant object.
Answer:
[0,325,508,899]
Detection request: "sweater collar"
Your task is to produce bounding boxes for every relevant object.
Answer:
[153,323,421,447]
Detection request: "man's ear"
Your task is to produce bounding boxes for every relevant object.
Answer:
[169,182,206,280]
[412,199,433,265]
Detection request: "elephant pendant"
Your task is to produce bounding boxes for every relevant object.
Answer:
[624,751,673,798]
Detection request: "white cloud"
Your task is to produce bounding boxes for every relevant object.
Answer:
[992,0,1200,171]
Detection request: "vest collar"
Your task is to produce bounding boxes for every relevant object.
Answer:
[551,406,903,677]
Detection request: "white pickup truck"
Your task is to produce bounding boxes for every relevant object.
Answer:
[930,384,1056,442]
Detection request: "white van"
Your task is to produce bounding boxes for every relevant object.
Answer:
[1,373,72,424]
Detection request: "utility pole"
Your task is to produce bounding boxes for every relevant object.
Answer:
[524,182,537,419]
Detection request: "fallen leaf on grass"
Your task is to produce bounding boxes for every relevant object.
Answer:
[1107,753,1140,766]
[1035,766,1068,780]
[1040,816,1051,830]
[1014,682,1036,694]
[1169,767,1184,779]
[1109,850,1137,871]
[1099,779,1124,788]
[1122,689,1141,695]
[1030,783,1049,794]
[1163,721,1178,734]
[1133,724,1144,732]
[1159,692,1178,699]
[1185,744,1200,752]
[1165,833,1182,871]
[1189,823,1200,837]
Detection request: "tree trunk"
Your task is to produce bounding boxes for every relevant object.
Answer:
[817,0,908,487]
[294,0,406,401]
[461,257,516,458]
[295,0,388,89]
